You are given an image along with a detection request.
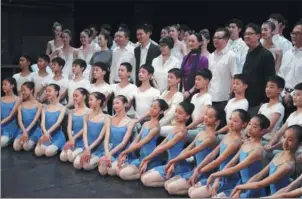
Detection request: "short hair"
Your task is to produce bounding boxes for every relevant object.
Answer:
[120,62,132,72]
[140,64,154,75]
[159,36,174,49]
[200,29,211,40]
[196,69,212,81]
[229,18,244,30]
[269,13,286,25]
[20,54,32,65]
[118,23,129,30]
[233,74,249,85]
[51,57,65,68]
[294,82,302,91]
[168,68,181,79]
[215,27,230,39]
[246,23,261,34]
[295,19,302,27]
[119,28,130,39]
[101,24,112,34]
[73,59,87,71]
[136,23,152,33]
[88,24,98,31]
[267,75,285,89]
[38,54,50,63]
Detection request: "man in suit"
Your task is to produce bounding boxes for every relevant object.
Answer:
[134,24,161,85]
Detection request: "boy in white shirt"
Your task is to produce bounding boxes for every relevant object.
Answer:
[32,54,52,101]
[111,62,137,117]
[186,68,213,141]
[216,74,249,136]
[258,75,285,144]
[13,55,34,95]
[66,59,91,108]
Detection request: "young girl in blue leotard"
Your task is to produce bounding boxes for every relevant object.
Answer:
[230,125,302,198]
[98,95,136,176]
[60,88,90,163]
[73,92,108,170]
[207,114,270,198]
[13,82,42,151]
[140,101,195,187]
[1,77,21,148]
[163,106,224,195]
[117,99,169,180]
[35,84,66,157]
[188,109,250,198]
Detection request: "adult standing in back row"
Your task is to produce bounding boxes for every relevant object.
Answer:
[242,23,275,116]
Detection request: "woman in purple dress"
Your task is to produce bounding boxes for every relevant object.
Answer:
[180,32,208,99]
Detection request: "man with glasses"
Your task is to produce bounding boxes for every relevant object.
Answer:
[208,28,237,118]
[242,23,275,116]
[278,19,302,120]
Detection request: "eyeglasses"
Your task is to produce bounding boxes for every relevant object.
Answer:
[244,32,257,36]
[212,37,225,40]
[290,32,302,37]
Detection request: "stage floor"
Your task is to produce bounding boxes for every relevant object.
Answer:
[1,148,180,198]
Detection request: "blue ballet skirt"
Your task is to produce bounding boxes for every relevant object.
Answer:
[153,132,191,180]
[1,100,19,140]
[93,124,130,159]
[127,127,162,170]
[42,111,66,150]
[71,114,85,148]
[178,139,213,180]
[219,149,266,198]
[15,107,42,143]
[269,162,291,195]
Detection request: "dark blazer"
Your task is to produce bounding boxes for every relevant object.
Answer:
[134,42,161,85]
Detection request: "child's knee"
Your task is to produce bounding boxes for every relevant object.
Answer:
[34,145,45,156]
[23,141,35,151]
[45,145,58,157]
[98,164,108,176]
[13,139,22,151]
[73,156,82,170]
[60,151,68,162]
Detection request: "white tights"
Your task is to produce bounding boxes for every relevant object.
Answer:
[98,160,119,176]
[34,144,59,157]
[73,154,99,170]
[13,138,35,151]
[60,148,84,162]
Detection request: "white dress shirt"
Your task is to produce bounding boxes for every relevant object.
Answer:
[227,38,248,74]
[208,47,237,102]
[278,46,302,91]
[110,43,136,84]
[140,41,151,67]
[152,55,181,93]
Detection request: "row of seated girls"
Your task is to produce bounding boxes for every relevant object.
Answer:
[2,66,302,197]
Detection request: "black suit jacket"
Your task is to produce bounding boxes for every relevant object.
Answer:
[134,43,161,85]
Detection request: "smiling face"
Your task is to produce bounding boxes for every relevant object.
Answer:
[80,32,90,45]
[21,85,33,100]
[261,23,274,39]
[174,105,189,123]
[228,111,245,132]
[46,86,57,100]
[282,128,300,152]
[246,117,262,138]
[203,108,218,126]
[113,97,126,113]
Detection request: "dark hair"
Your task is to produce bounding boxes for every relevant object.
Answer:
[73,59,87,71]
[118,23,129,30]
[62,29,72,38]
[253,114,270,129]
[92,62,109,84]
[81,29,93,38]
[52,22,62,32]
[162,26,170,32]
[196,68,212,81]
[91,92,106,107]
[211,106,225,123]
[179,101,195,115]
[159,36,174,49]
[99,32,113,49]
[47,83,60,97]
[38,54,50,63]
[88,24,98,32]
[233,109,251,123]
[286,125,302,143]
[101,24,112,34]
[229,18,244,30]
[168,68,181,79]
[267,75,285,89]
[200,29,211,41]
[170,24,180,32]
[75,87,89,107]
[137,23,152,33]
[189,31,203,43]
[269,13,286,25]
[155,99,169,120]
[20,54,32,66]
[120,62,133,72]
[179,24,190,32]
[118,28,130,39]
[246,23,261,34]
[115,95,128,104]
[22,81,35,95]
[294,82,302,91]
[3,77,18,95]
[215,27,231,39]
[51,57,65,68]
[233,74,249,85]
[140,64,154,75]
[295,19,302,27]
[263,21,276,32]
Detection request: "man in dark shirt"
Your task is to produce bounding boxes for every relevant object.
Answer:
[242,23,276,116]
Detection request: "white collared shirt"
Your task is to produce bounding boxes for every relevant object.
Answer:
[261,34,292,54]
[278,46,302,90]
[227,38,248,74]
[152,54,181,93]
[110,43,136,84]
[208,47,237,102]
[140,41,151,67]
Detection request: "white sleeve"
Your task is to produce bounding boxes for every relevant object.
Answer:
[153,89,161,100]
[273,104,285,115]
[159,93,184,126]
[229,53,238,77]
[242,100,249,111]
[258,104,265,114]
[203,94,212,106]
[127,85,137,100]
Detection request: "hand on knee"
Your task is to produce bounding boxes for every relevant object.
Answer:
[23,141,35,151]
[35,145,46,156]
